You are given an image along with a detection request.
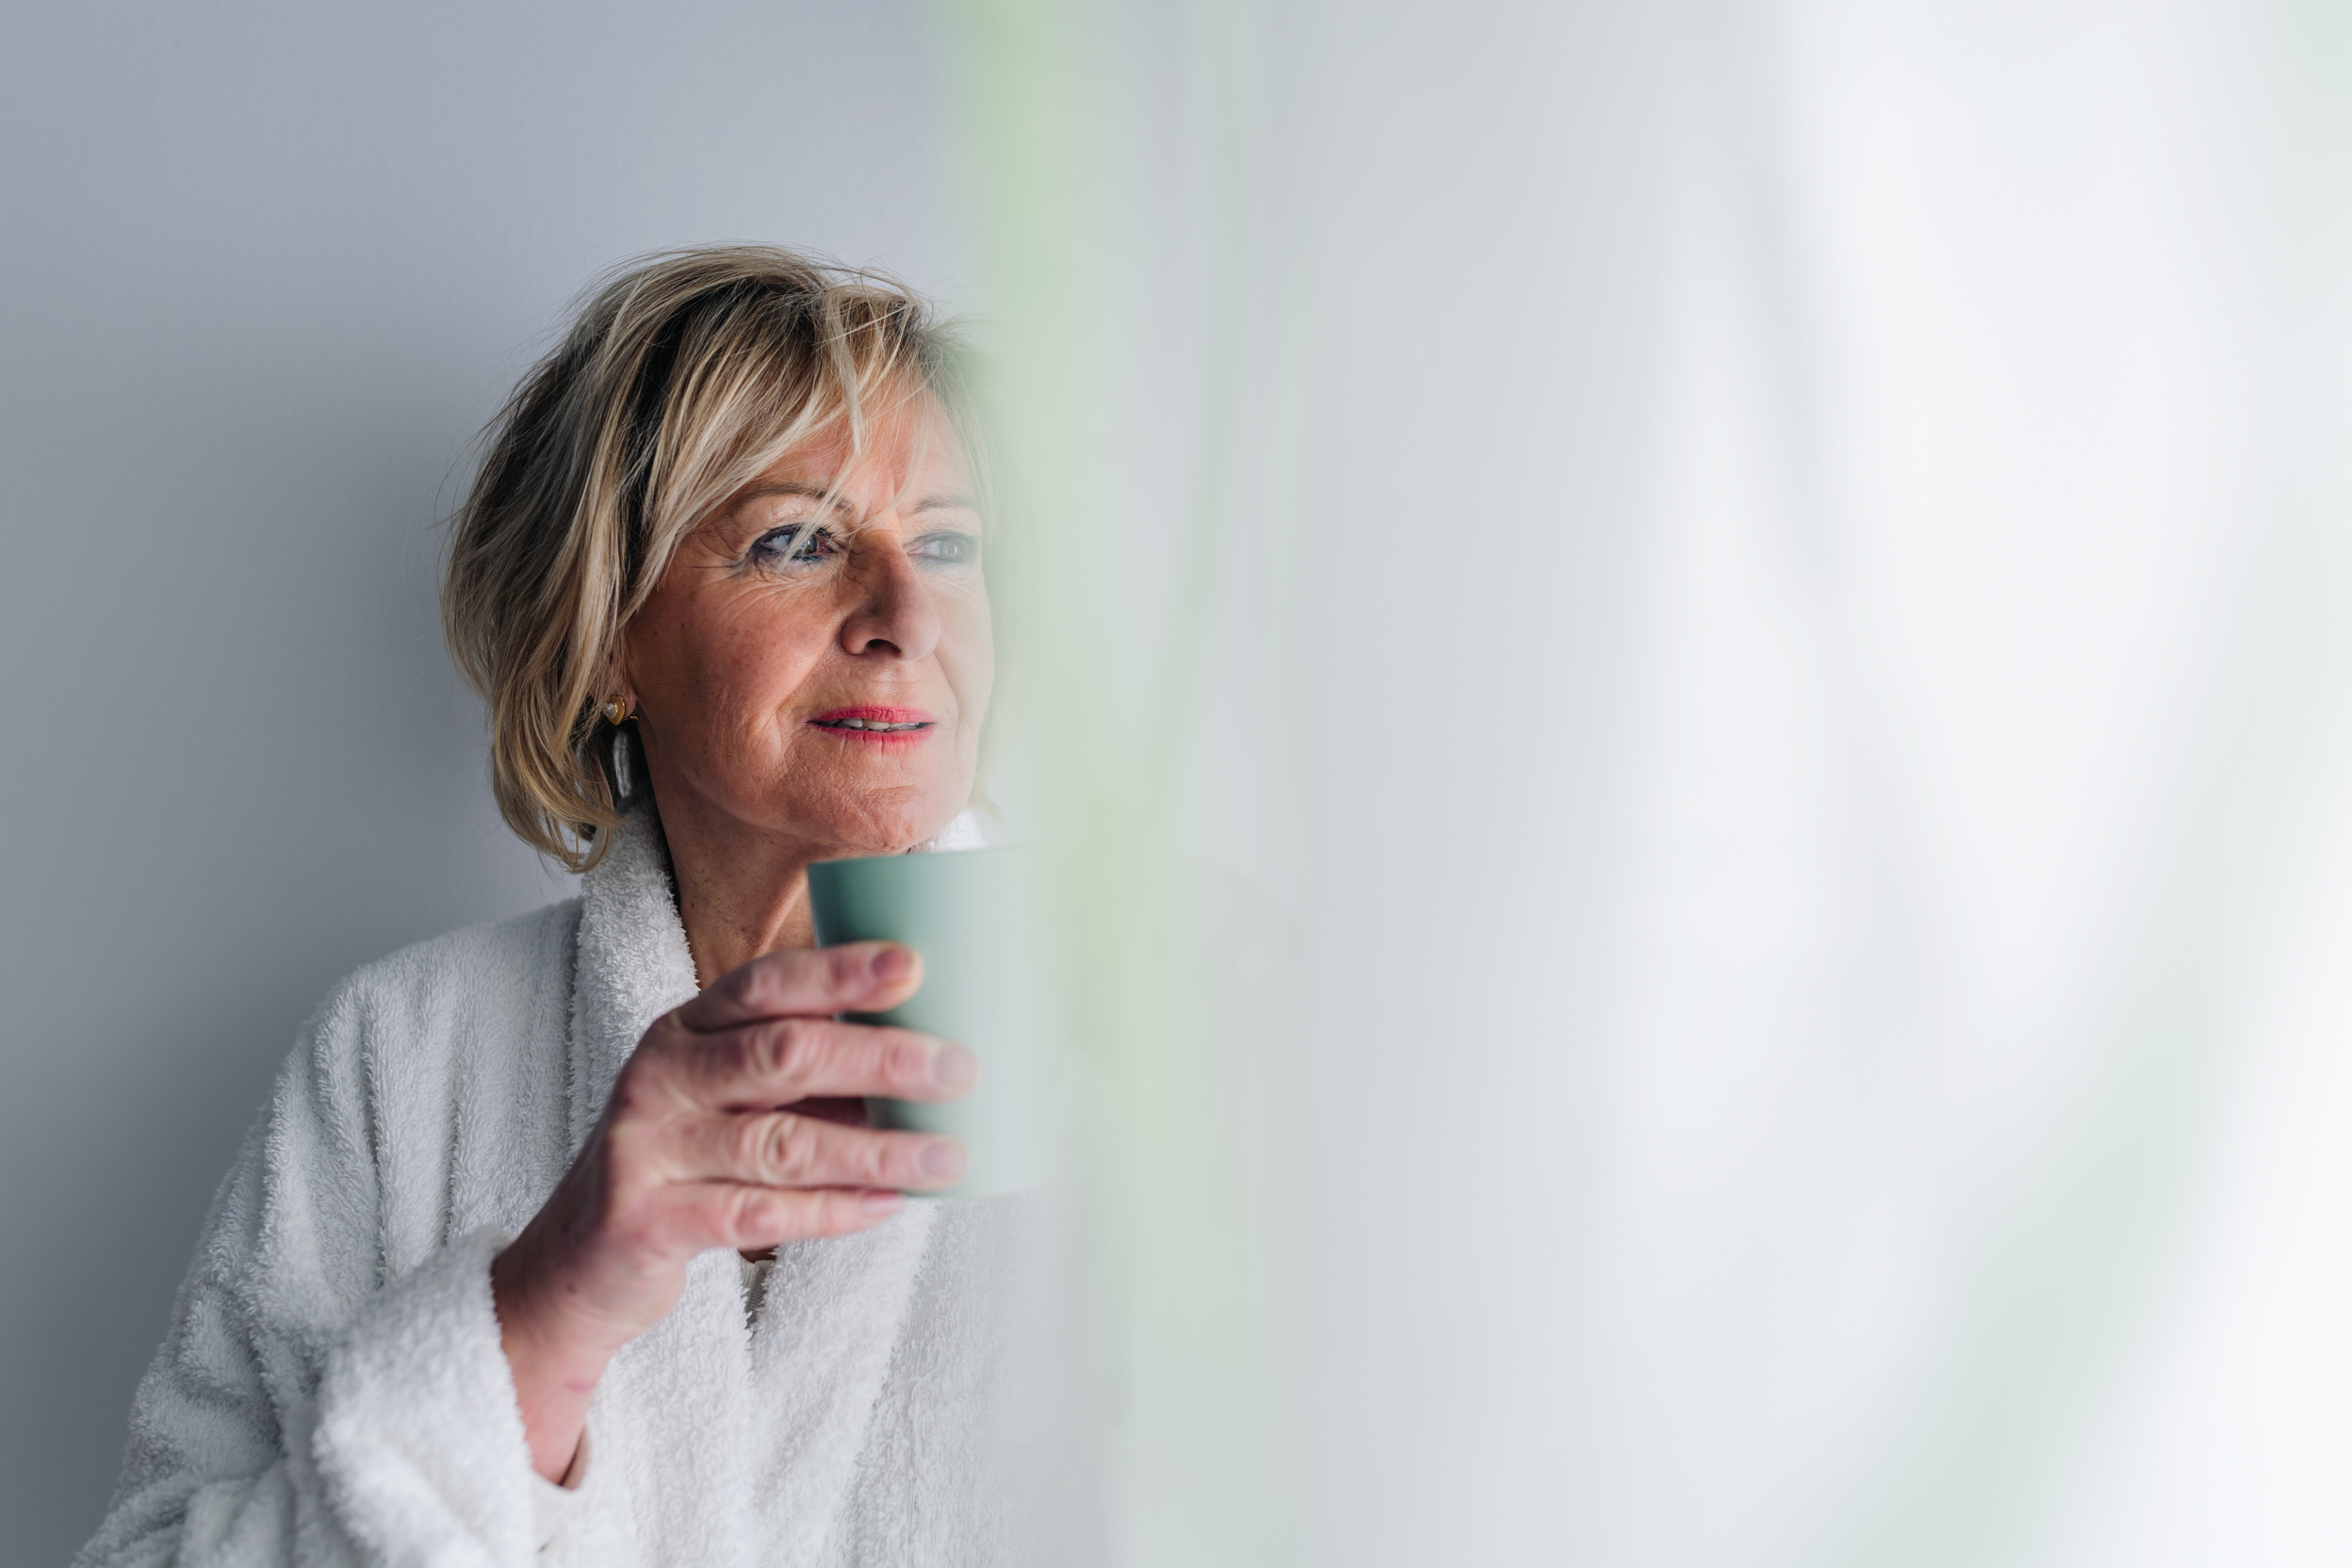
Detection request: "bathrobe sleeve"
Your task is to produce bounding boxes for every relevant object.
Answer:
[75,926,568,1568]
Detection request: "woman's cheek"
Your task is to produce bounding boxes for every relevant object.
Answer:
[944,596,995,710]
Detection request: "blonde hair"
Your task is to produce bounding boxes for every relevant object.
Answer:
[442,245,975,871]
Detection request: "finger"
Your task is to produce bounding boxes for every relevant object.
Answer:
[683,1016,979,1106]
[678,943,923,1032]
[645,1180,908,1254]
[674,1110,970,1192]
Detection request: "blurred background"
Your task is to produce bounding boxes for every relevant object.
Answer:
[8,1,2352,1564]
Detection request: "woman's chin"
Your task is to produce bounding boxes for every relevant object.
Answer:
[795,804,964,861]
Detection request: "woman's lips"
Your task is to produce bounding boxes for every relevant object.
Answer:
[807,705,936,744]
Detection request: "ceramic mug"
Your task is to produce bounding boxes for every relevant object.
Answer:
[807,846,1056,1200]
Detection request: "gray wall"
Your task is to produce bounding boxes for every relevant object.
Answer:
[0,6,941,1557]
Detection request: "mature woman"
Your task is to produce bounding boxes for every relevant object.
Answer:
[77,248,1028,1566]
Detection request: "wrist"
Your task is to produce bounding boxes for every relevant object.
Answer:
[491,1245,630,1380]
[492,1247,616,1483]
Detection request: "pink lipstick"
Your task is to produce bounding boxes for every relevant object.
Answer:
[807,705,936,745]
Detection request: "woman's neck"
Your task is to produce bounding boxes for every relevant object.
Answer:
[647,791,830,988]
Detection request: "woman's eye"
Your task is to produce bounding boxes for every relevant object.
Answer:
[910,531,978,565]
[748,524,834,566]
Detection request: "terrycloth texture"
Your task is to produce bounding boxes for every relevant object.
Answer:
[77,807,1020,1567]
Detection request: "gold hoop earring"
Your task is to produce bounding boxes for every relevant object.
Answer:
[604,696,633,727]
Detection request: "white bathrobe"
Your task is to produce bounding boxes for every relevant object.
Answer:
[75,805,1039,1567]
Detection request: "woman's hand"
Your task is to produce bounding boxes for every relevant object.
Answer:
[490,941,974,1482]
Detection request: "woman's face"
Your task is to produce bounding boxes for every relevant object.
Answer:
[622,398,992,858]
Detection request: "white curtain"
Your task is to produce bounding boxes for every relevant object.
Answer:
[946,1,2352,1561]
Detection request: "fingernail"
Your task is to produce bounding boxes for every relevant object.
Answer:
[870,945,914,983]
[919,1140,970,1182]
[929,1044,979,1091]
[861,1189,906,1214]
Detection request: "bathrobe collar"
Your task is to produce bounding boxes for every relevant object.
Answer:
[569,800,700,1153]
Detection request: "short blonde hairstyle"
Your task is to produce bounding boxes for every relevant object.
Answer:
[442,245,974,871]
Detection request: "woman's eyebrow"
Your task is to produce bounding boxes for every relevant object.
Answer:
[734,483,971,514]
[735,481,833,507]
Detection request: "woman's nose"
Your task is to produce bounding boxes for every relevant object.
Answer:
[835,541,941,662]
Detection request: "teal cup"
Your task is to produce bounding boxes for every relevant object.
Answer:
[807,847,1057,1200]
